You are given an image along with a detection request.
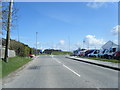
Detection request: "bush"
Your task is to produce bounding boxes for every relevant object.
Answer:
[2,38,37,57]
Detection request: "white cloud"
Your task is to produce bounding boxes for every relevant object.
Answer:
[111,25,120,36]
[59,40,65,45]
[37,42,40,45]
[85,35,105,48]
[114,40,118,44]
[86,0,119,8]
[92,0,119,2]
[6,0,119,2]
[74,42,82,47]
[86,2,105,8]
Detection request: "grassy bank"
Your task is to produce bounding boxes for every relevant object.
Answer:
[1,57,31,78]
[79,56,120,63]
[52,51,72,55]
[0,59,2,78]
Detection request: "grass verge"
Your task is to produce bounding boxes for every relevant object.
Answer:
[52,51,72,55]
[79,56,120,63]
[0,59,2,78]
[1,57,31,78]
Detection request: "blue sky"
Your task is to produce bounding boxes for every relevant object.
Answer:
[7,2,118,51]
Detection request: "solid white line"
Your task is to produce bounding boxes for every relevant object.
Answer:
[63,64,81,77]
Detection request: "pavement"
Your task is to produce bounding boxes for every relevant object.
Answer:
[2,55,119,88]
[66,56,120,71]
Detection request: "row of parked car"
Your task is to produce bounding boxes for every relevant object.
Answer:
[72,47,120,60]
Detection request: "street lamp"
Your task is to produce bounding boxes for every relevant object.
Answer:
[36,32,38,56]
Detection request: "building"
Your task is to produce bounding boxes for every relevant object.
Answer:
[0,45,16,58]
[102,41,118,50]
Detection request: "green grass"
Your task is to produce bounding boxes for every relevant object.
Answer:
[0,59,2,78]
[79,56,120,63]
[52,51,72,55]
[40,53,51,55]
[1,57,31,78]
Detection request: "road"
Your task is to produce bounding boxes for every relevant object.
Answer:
[3,55,119,88]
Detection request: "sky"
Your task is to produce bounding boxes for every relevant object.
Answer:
[3,2,119,51]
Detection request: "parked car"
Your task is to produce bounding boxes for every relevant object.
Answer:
[85,50,94,57]
[104,47,118,59]
[113,51,120,60]
[88,50,95,57]
[88,50,100,57]
[108,47,118,59]
[28,54,35,58]
[78,50,86,56]
[98,49,107,58]
[72,51,78,56]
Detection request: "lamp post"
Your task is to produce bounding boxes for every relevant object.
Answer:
[36,32,38,56]
[68,36,70,52]
[83,39,85,49]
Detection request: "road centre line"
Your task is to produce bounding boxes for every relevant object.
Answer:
[54,59,62,64]
[53,57,81,77]
[63,64,81,77]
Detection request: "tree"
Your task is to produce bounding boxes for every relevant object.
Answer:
[2,1,18,62]
[2,1,18,33]
[0,1,2,34]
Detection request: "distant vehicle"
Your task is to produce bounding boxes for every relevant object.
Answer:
[88,50,100,57]
[113,51,120,60]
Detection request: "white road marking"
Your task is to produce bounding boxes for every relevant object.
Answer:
[53,57,80,77]
[55,59,61,64]
[63,64,81,77]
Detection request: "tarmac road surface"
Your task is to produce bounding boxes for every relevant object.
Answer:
[2,55,119,88]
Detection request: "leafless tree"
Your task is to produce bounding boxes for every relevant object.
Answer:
[2,1,18,35]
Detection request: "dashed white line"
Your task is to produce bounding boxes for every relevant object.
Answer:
[56,60,61,64]
[63,64,81,77]
[53,57,81,77]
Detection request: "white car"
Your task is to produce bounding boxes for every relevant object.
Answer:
[88,50,100,57]
[98,49,107,58]
[104,46,118,59]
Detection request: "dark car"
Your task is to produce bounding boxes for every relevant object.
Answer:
[85,50,94,57]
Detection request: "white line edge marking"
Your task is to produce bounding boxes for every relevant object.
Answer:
[63,64,81,77]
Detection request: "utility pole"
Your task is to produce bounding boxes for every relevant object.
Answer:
[118,2,120,52]
[36,32,38,56]
[118,27,120,51]
[68,36,70,52]
[83,39,85,49]
[4,0,13,62]
[88,41,89,50]
[17,28,20,42]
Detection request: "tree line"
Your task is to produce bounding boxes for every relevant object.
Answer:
[2,38,39,57]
